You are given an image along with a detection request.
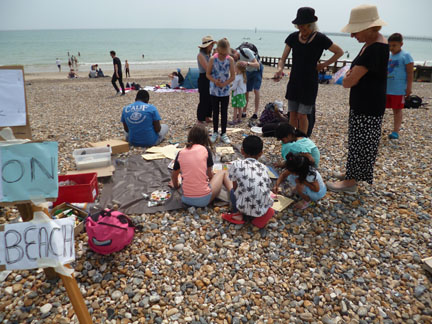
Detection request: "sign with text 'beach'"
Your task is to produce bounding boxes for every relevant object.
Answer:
[0,217,75,270]
[0,142,58,203]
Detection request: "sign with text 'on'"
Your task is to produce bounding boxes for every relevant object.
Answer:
[0,217,75,271]
[0,141,58,203]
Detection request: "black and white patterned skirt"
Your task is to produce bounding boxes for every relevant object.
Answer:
[345,110,383,184]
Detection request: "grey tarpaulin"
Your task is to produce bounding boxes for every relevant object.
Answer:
[98,155,185,214]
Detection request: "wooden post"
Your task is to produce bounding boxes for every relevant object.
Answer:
[59,266,93,324]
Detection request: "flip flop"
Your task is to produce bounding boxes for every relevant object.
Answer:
[222,212,245,224]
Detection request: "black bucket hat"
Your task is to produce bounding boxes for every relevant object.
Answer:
[292,7,318,25]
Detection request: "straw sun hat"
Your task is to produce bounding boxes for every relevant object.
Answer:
[198,36,216,48]
[341,4,387,33]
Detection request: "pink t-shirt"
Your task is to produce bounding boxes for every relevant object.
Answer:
[173,144,213,197]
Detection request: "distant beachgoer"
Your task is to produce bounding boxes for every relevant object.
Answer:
[327,4,389,193]
[68,59,72,69]
[67,51,70,57]
[386,33,414,139]
[110,50,125,95]
[74,56,78,70]
[68,68,78,79]
[56,58,61,72]
[96,65,105,77]
[78,52,80,56]
[273,7,343,136]
[121,90,169,147]
[89,65,97,78]
[142,54,145,59]
[206,38,235,144]
[168,72,180,89]
[197,35,216,124]
[125,60,130,78]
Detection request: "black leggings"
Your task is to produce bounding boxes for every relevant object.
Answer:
[112,74,125,93]
[125,68,130,77]
[197,73,212,121]
[211,95,229,134]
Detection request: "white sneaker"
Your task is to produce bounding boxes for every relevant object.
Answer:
[220,133,231,144]
[210,132,219,143]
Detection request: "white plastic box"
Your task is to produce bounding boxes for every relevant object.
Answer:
[73,146,112,170]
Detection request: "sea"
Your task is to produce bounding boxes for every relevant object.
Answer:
[1,28,431,73]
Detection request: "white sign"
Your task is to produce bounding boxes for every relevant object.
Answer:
[0,69,27,127]
[0,217,75,270]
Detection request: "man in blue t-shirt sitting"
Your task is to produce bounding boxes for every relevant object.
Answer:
[121,90,169,147]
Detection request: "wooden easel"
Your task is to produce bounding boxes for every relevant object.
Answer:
[0,65,92,323]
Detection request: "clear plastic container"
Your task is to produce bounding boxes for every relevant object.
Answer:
[73,146,112,170]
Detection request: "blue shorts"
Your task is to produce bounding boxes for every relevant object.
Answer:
[288,100,313,115]
[182,192,212,207]
[287,174,326,201]
[246,63,263,92]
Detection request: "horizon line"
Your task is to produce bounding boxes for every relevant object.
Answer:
[0,27,431,40]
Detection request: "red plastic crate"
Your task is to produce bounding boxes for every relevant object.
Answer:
[53,173,98,207]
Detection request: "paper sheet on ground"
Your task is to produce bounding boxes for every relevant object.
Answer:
[226,128,244,133]
[0,69,26,127]
[216,147,234,155]
[272,194,294,212]
[143,144,180,160]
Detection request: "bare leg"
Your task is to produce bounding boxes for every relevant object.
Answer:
[209,170,232,202]
[298,113,309,135]
[289,111,298,129]
[254,89,260,115]
[243,92,249,114]
[393,109,402,133]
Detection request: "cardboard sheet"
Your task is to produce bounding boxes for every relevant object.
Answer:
[88,139,129,155]
[272,194,294,212]
[66,165,114,178]
[216,147,235,155]
[145,144,180,160]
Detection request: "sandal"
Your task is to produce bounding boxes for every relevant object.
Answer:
[222,212,245,224]
[294,200,311,210]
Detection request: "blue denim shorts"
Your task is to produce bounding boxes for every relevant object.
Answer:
[246,63,263,92]
[288,100,313,115]
[182,192,212,207]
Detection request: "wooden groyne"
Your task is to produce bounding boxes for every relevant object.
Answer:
[260,56,432,82]
[260,56,351,73]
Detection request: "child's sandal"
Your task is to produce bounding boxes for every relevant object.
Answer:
[222,212,245,224]
[294,200,311,210]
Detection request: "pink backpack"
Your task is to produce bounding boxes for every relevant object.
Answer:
[86,209,135,255]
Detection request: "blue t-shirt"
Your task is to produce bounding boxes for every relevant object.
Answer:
[281,137,320,168]
[121,101,161,147]
[387,50,413,95]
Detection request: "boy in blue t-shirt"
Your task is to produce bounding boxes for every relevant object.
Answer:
[121,90,169,147]
[386,33,414,140]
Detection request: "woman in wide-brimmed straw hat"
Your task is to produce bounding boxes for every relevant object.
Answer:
[197,36,216,124]
[327,4,389,193]
[273,7,343,137]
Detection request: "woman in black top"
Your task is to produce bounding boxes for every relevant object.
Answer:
[327,4,389,193]
[274,7,343,136]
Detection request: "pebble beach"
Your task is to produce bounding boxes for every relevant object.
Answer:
[1,67,431,324]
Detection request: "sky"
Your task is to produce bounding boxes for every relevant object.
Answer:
[1,0,432,37]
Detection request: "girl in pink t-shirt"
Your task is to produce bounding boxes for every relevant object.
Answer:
[170,124,231,207]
